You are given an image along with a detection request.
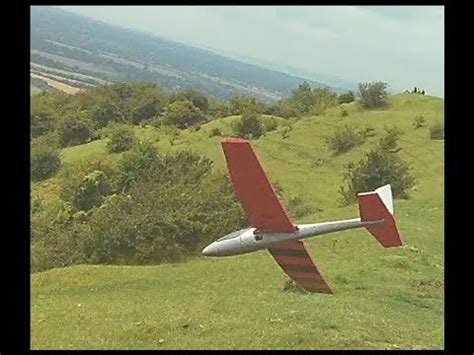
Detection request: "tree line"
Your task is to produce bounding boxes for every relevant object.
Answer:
[31,80,398,272]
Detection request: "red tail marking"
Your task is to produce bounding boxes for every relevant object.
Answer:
[358,193,403,248]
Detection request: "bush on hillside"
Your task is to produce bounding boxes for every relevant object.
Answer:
[358,81,389,109]
[379,126,403,152]
[30,104,57,138]
[279,124,292,139]
[429,122,444,140]
[79,82,168,127]
[339,138,415,205]
[57,111,94,147]
[326,125,365,154]
[169,88,209,113]
[31,221,88,273]
[118,141,164,190]
[161,100,207,129]
[229,96,265,115]
[413,115,426,129]
[310,87,339,115]
[208,127,222,137]
[105,123,137,153]
[272,99,301,119]
[208,99,230,120]
[287,196,313,218]
[72,170,113,211]
[338,91,355,104]
[31,143,61,181]
[232,109,264,139]
[358,125,376,139]
[262,117,278,133]
[82,170,246,265]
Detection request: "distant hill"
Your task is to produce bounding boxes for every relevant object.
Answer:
[30,6,351,102]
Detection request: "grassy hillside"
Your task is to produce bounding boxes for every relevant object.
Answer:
[31,93,444,349]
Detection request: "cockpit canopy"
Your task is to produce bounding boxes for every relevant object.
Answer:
[217,228,251,242]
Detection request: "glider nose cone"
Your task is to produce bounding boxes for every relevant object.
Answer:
[202,243,218,256]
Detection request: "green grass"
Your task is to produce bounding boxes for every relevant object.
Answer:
[31,93,444,349]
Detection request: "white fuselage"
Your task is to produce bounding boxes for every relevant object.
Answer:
[202,218,383,256]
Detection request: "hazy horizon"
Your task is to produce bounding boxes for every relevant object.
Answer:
[56,5,444,97]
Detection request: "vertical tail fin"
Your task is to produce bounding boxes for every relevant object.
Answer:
[357,184,403,248]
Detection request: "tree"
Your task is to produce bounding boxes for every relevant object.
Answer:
[169,88,209,113]
[30,102,57,138]
[232,109,263,139]
[208,99,230,120]
[118,141,164,190]
[290,81,314,114]
[57,111,94,147]
[105,123,137,153]
[358,81,389,109]
[229,96,264,115]
[311,87,338,115]
[339,135,415,204]
[31,143,61,181]
[77,82,167,126]
[161,100,206,129]
[72,170,113,211]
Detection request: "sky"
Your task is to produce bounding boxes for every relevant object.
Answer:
[58,6,444,97]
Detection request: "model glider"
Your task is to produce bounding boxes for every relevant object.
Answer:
[202,138,403,294]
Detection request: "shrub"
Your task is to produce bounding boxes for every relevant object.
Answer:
[31,143,61,181]
[326,125,364,154]
[72,170,113,211]
[379,126,403,152]
[287,196,313,218]
[31,221,87,273]
[280,125,292,139]
[169,88,209,113]
[30,105,57,138]
[208,127,222,137]
[229,96,264,115]
[82,82,168,126]
[57,111,94,147]
[413,115,426,129]
[232,109,263,139]
[338,91,355,104]
[161,100,206,129]
[339,145,415,205]
[358,81,389,109]
[340,108,349,117]
[118,140,164,190]
[105,124,137,153]
[429,122,444,139]
[358,125,376,139]
[262,117,278,133]
[82,171,246,265]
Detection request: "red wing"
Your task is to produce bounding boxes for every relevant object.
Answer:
[221,138,297,233]
[268,240,332,294]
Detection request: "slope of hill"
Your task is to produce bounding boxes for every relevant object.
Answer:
[30,6,349,102]
[31,94,444,349]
